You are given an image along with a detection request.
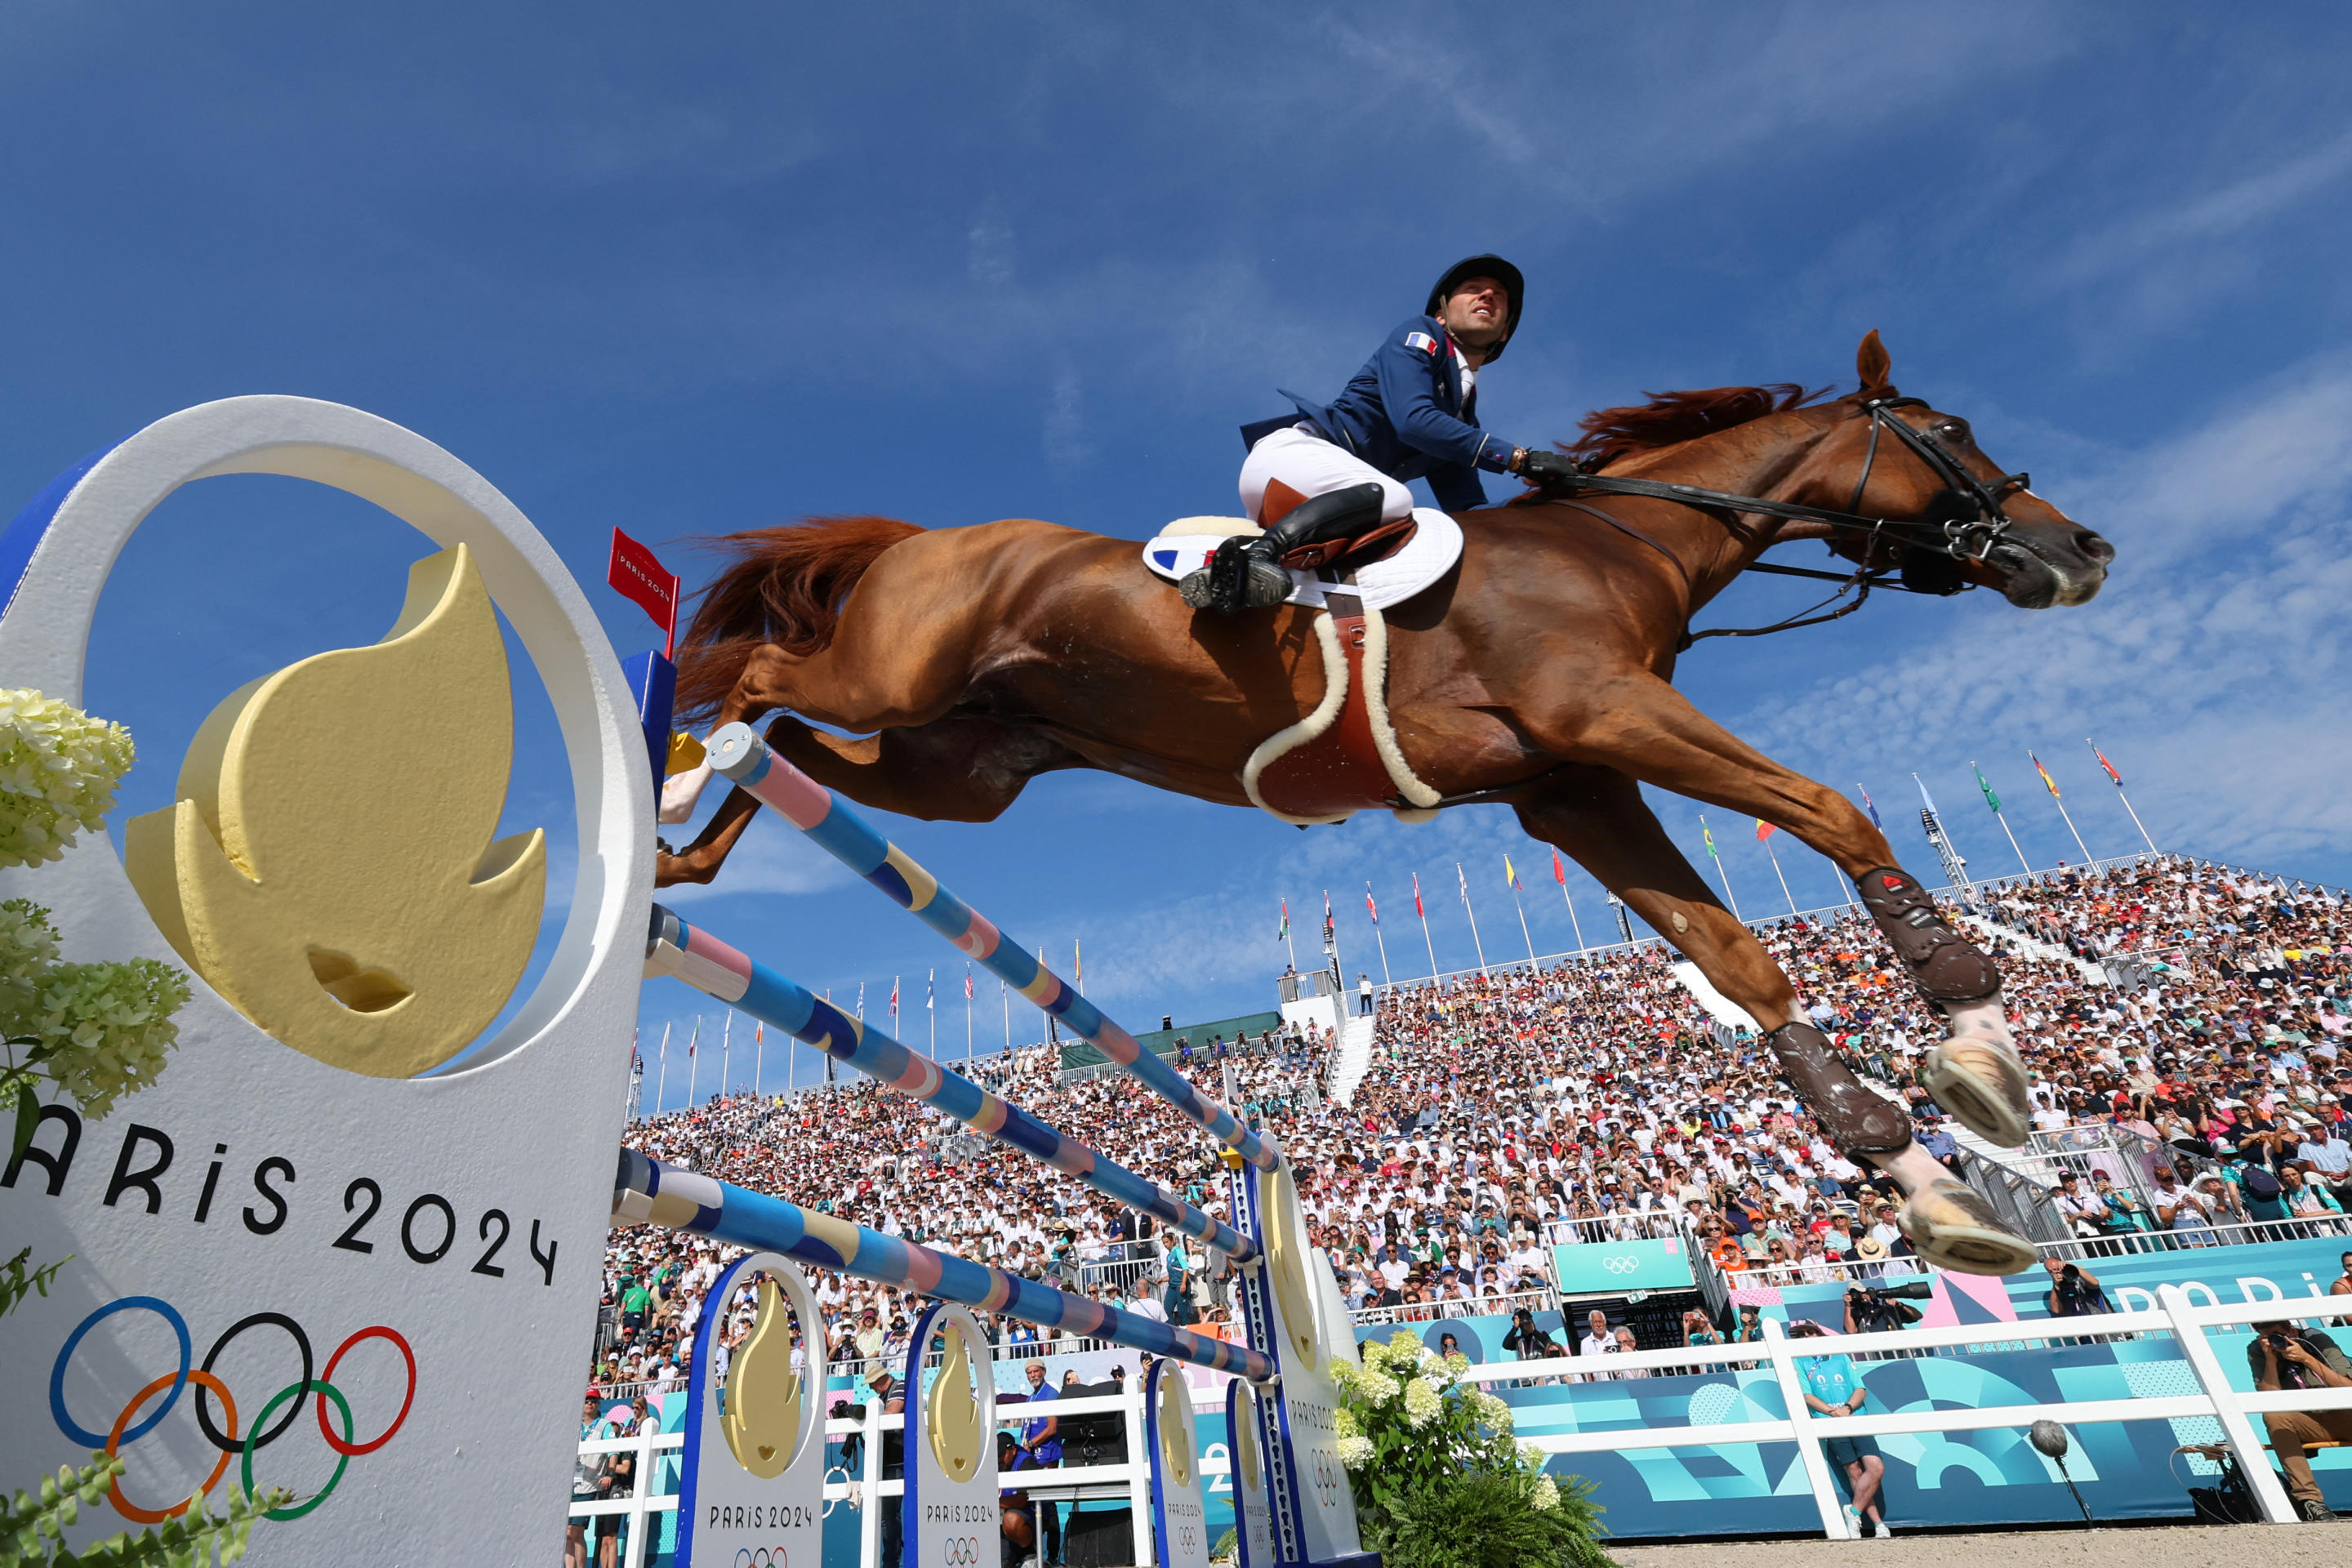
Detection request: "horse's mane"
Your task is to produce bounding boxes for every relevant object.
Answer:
[1566,382,1833,471]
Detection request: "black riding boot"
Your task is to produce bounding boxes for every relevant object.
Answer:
[1179,483,1387,614]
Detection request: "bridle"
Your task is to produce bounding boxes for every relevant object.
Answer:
[1531,395,2034,644]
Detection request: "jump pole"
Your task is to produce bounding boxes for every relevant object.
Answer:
[646,903,1256,1260]
[705,722,1279,1171]
[612,1150,1270,1381]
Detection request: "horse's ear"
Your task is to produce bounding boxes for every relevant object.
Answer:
[1855,330,1892,393]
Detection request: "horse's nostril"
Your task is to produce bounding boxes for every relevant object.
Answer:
[2074,529,2114,564]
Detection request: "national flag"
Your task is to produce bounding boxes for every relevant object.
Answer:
[1505,855,1521,890]
[1457,862,1472,905]
[1701,817,1719,859]
[755,1020,764,1045]
[1404,331,1439,354]
[2031,751,2061,799]
[1074,942,1082,988]
[1412,873,1425,917]
[856,982,865,1019]
[1914,775,1940,816]
[1858,786,1882,828]
[1755,819,1775,841]
[606,528,683,654]
[1973,761,2002,813]
[927,969,934,1010]
[964,970,974,1000]
[1322,890,1334,941]
[1278,898,1290,942]
[2091,743,2123,786]
[685,1018,699,1056]
[889,978,899,1020]
[1551,849,1566,885]
[1365,884,1379,924]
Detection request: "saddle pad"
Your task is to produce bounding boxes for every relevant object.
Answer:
[1140,508,1463,612]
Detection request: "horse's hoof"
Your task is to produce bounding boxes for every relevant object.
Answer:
[1920,1036,2031,1148]
[1899,1179,2037,1276]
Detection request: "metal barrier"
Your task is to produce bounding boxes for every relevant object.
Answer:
[1468,1284,2352,1536]
[577,1386,1221,1566]
[1351,1285,1558,1325]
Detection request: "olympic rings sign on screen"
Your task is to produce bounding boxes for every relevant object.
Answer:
[939,1537,982,1566]
[48,1296,416,1523]
[731,1550,791,1567]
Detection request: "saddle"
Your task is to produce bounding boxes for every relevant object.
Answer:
[1138,491,1467,826]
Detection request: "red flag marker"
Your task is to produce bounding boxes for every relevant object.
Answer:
[608,527,683,658]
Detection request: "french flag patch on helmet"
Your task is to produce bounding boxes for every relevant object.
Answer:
[1405,332,1439,354]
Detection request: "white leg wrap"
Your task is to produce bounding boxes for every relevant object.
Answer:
[1941,996,2019,1058]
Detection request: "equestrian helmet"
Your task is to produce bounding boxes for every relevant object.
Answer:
[1425,254,1524,361]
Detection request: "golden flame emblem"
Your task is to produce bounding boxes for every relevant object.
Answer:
[126,544,546,1078]
[1156,1370,1194,1489]
[926,1320,984,1483]
[722,1276,804,1478]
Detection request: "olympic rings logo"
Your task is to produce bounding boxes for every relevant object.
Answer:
[48,1296,415,1524]
[1602,1255,1642,1274]
[941,1536,982,1566]
[733,1551,790,1567]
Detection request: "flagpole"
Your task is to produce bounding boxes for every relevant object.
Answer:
[656,1023,670,1115]
[2090,739,2160,854]
[965,963,974,1062]
[1763,834,1797,915]
[1282,901,1297,972]
[1456,862,1489,976]
[1550,852,1587,951]
[721,1009,733,1101]
[2031,751,2094,864]
[686,1018,700,1108]
[1414,875,1438,981]
[1700,816,1742,920]
[755,1025,764,1098]
[1511,879,1537,966]
[1366,884,1392,985]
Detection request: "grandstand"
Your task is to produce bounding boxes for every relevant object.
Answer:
[600,851,2352,1535]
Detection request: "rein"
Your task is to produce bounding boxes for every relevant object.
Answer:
[1535,395,2031,647]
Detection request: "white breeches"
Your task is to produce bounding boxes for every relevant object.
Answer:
[1239,426,1414,525]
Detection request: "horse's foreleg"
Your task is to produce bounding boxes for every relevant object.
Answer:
[1544,673,2033,1148]
[1518,765,2035,1276]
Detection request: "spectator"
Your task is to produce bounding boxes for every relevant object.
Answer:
[1009,1359,1062,1564]
[2041,1258,2112,1317]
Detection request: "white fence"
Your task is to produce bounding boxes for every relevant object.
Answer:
[1464,1283,2352,1537]
[576,1386,1220,1567]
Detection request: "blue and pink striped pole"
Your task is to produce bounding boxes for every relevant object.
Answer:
[613,1149,1271,1381]
[646,905,1254,1259]
[704,721,1280,1171]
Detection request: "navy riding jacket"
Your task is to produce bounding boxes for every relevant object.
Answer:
[1251,314,1521,514]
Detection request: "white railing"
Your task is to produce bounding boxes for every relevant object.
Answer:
[1544,1212,1692,1246]
[1352,1285,1557,1325]
[1461,1284,2352,1537]
[576,1387,1222,1567]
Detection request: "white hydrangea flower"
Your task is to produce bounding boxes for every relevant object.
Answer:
[1333,1406,1360,1441]
[1401,1377,1441,1430]
[1336,1434,1375,1470]
[1356,1369,1401,1406]
[0,691,133,871]
[26,956,190,1120]
[1474,1390,1512,1432]
[1531,1476,1561,1511]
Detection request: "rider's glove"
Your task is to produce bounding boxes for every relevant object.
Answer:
[1517,449,1583,487]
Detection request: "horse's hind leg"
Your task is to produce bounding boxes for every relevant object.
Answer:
[1517,768,2037,1276]
[1541,673,2033,1145]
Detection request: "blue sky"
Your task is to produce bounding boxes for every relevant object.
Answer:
[8,4,2352,1101]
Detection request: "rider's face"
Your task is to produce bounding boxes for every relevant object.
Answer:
[1441,277,1509,350]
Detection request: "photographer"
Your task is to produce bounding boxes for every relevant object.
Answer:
[2042,1258,2114,1318]
[1843,1280,1928,1338]
[2247,1318,2352,1522]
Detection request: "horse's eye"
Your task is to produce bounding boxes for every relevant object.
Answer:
[1937,419,1971,443]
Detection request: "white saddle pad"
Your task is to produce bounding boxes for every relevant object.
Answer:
[1139,508,1463,612]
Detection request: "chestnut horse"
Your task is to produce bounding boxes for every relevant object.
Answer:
[657,332,2114,1273]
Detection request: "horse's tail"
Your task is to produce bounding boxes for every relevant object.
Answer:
[673,515,924,724]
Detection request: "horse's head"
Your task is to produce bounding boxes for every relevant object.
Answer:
[1810,332,2113,609]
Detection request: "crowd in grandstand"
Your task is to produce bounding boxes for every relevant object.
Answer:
[596,855,2352,1398]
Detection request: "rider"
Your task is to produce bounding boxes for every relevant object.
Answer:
[1182,254,1577,614]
